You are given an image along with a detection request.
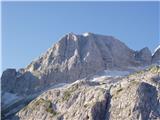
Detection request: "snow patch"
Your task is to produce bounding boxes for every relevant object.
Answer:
[90,70,130,82]
[91,76,108,82]
[83,52,90,61]
[153,45,160,55]
[83,32,90,37]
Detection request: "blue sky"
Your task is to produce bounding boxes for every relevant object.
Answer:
[2,1,160,70]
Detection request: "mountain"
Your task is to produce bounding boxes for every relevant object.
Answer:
[1,33,155,95]
[1,33,160,120]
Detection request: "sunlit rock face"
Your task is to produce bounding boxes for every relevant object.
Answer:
[1,33,158,95]
[20,33,140,88]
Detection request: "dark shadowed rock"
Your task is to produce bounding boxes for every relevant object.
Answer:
[1,69,17,93]
[132,82,160,120]
[1,69,39,95]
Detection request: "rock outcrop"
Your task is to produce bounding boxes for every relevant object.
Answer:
[1,69,17,93]
[16,81,109,120]
[132,82,159,120]
[11,65,160,120]
[1,69,39,95]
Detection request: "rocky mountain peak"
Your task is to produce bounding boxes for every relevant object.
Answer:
[1,33,159,95]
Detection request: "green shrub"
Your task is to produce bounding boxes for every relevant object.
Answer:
[61,84,78,102]
[62,91,71,101]
[84,104,88,108]
[46,108,58,116]
[35,98,45,106]
[148,65,160,73]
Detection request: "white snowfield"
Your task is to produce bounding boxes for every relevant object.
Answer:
[46,70,131,87]
[91,70,130,82]
[83,32,90,37]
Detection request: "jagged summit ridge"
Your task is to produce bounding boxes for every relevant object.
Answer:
[26,32,135,70]
[25,33,137,82]
[1,33,159,95]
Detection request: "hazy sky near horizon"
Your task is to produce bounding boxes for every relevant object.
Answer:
[2,1,160,70]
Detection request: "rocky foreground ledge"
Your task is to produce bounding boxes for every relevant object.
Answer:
[3,65,159,120]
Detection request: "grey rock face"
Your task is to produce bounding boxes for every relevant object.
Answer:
[108,66,160,120]
[1,69,39,95]
[135,47,152,65]
[152,47,160,64]
[132,82,159,120]
[1,69,17,93]
[2,33,160,120]
[21,33,139,90]
[1,33,155,95]
[16,81,110,120]
[15,66,160,120]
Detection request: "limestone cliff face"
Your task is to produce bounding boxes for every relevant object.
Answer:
[25,33,137,83]
[1,33,157,96]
